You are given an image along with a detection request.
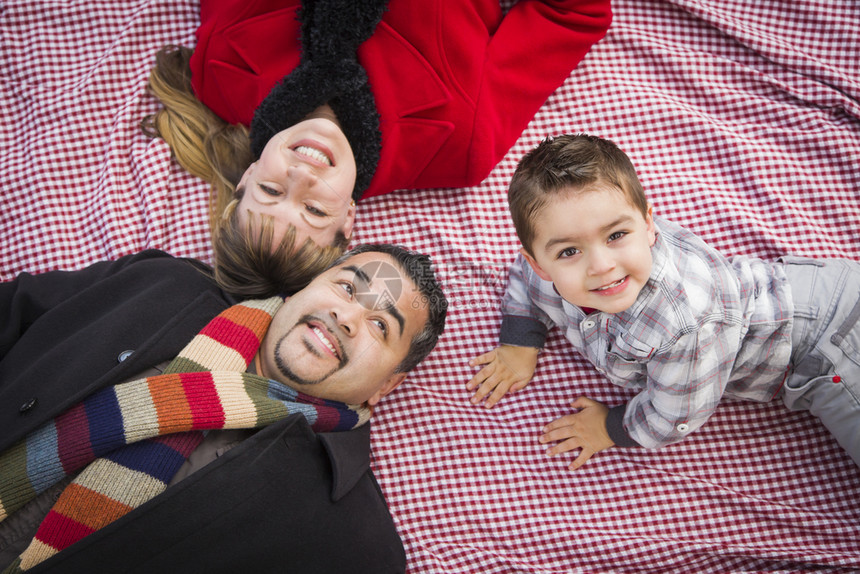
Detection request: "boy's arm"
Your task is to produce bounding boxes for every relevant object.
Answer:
[467,254,553,407]
[616,323,742,449]
[540,320,741,469]
[468,344,539,407]
[499,252,555,345]
[604,403,643,447]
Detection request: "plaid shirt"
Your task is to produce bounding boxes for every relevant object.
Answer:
[501,217,794,449]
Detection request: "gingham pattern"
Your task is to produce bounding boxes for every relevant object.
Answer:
[2,1,859,572]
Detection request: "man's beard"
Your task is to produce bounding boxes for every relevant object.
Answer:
[273,315,348,386]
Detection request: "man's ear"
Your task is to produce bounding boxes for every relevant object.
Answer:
[520,247,553,282]
[366,372,407,407]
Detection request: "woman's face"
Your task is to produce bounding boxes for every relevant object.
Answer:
[236,116,357,249]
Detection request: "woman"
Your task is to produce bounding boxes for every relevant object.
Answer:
[145,0,612,296]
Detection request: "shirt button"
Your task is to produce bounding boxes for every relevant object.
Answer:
[19,397,38,413]
[676,423,690,433]
[582,320,596,329]
[117,350,134,362]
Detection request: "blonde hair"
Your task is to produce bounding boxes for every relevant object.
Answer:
[141,45,252,230]
[212,199,349,298]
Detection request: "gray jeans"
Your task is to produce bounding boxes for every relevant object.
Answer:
[781,256,860,467]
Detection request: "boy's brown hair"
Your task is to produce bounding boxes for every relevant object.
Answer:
[508,134,648,256]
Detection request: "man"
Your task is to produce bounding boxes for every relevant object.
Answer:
[0,244,446,573]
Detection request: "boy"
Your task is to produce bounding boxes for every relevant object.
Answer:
[468,134,860,471]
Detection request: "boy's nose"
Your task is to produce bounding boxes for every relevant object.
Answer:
[586,249,615,276]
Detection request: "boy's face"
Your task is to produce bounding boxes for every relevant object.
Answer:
[522,184,656,314]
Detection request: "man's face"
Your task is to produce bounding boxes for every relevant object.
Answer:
[259,251,429,406]
[523,184,656,314]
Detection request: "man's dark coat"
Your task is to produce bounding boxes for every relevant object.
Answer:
[0,251,405,573]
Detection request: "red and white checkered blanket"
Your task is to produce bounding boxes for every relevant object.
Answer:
[2,1,859,571]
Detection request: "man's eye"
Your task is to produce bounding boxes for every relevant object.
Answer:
[372,318,388,335]
[337,281,355,299]
[306,205,327,217]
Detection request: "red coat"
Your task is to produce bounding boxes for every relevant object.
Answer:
[190,0,612,198]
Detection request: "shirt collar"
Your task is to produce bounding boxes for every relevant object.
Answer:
[648,219,669,283]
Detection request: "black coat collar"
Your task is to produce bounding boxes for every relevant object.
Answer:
[320,422,373,501]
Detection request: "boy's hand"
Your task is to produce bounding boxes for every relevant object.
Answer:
[467,345,539,408]
[540,397,614,470]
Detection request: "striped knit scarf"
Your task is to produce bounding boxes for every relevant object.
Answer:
[0,297,370,572]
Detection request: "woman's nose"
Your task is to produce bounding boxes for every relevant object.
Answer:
[287,164,319,188]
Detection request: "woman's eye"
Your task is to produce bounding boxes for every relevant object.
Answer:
[258,183,281,196]
[306,205,327,217]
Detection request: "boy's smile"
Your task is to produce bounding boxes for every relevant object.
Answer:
[522,184,657,314]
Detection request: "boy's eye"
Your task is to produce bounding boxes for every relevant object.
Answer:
[608,231,627,242]
[558,247,580,259]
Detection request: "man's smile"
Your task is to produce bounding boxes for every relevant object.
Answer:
[306,320,342,360]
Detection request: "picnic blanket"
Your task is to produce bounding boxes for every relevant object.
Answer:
[2,1,859,571]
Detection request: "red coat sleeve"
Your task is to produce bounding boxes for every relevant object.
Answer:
[472,0,612,180]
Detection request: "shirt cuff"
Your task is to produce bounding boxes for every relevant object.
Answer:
[499,314,547,348]
[606,403,642,448]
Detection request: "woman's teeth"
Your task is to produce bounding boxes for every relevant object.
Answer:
[295,145,332,166]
